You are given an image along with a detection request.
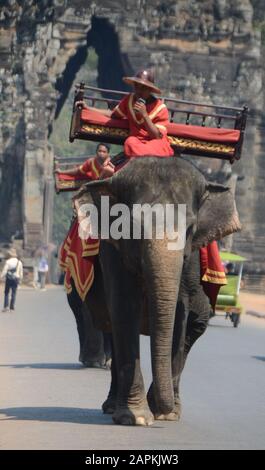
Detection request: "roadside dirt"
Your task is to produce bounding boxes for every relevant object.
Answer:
[238,291,265,327]
[239,291,265,314]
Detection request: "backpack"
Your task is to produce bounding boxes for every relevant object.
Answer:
[6,261,19,283]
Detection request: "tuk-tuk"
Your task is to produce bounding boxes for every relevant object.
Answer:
[215,252,247,327]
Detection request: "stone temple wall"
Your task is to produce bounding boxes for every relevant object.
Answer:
[0,0,264,278]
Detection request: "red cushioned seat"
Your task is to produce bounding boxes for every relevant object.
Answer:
[166,123,240,143]
[81,109,129,129]
[81,108,240,144]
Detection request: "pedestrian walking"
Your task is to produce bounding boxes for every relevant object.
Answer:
[37,255,49,290]
[1,248,23,312]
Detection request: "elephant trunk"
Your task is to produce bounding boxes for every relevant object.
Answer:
[143,240,183,414]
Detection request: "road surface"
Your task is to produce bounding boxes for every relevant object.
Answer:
[0,286,264,450]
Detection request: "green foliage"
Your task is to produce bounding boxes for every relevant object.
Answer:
[52,191,73,245]
[253,20,265,44]
[50,48,100,157]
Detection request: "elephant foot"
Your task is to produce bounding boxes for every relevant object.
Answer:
[147,387,181,422]
[102,396,116,414]
[154,395,181,421]
[80,359,105,368]
[154,409,180,421]
[112,404,154,426]
[174,394,182,419]
[105,358,112,370]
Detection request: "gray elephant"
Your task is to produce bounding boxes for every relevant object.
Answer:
[75,156,240,426]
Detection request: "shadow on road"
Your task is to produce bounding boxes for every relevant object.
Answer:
[0,363,100,370]
[252,356,265,362]
[208,323,233,328]
[0,407,113,425]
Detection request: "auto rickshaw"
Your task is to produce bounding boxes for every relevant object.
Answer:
[215,252,247,327]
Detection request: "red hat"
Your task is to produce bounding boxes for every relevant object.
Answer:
[123,69,161,94]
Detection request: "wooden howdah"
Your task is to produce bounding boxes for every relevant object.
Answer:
[55,82,249,193]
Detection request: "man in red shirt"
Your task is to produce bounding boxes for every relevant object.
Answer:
[112,70,173,157]
[56,142,114,302]
[55,143,115,180]
[77,69,174,159]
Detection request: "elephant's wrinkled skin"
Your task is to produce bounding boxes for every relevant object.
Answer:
[75,157,241,425]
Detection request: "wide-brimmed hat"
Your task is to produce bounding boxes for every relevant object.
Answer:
[123,69,161,94]
[7,248,17,258]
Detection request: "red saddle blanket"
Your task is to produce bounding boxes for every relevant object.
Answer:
[59,220,100,300]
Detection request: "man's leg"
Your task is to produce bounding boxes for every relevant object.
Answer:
[3,280,11,310]
[40,272,46,289]
[10,282,18,310]
[33,267,38,288]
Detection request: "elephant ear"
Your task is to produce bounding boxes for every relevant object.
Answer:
[192,182,241,250]
[75,178,116,200]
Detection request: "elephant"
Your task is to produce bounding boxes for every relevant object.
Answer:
[67,278,112,368]
[74,156,241,425]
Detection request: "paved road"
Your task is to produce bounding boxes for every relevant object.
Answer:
[0,286,264,450]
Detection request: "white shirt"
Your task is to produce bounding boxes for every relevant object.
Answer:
[1,257,23,281]
[37,257,49,273]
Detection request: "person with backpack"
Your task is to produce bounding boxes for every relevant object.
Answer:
[1,248,23,312]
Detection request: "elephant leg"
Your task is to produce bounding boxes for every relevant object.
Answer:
[101,243,153,426]
[67,278,106,367]
[103,332,112,368]
[147,250,210,421]
[173,290,210,400]
[172,251,210,415]
[170,293,190,421]
[67,280,86,364]
[147,294,189,421]
[81,303,106,367]
[102,338,117,414]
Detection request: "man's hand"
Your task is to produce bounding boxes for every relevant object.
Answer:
[133,101,148,118]
[99,162,115,179]
[105,161,115,170]
[75,100,89,109]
